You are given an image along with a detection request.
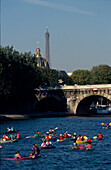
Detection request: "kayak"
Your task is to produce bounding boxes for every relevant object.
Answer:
[72,146,79,150]
[64,135,71,139]
[86,148,93,151]
[76,140,91,144]
[41,145,56,149]
[0,139,18,144]
[57,139,65,142]
[2,157,32,161]
[26,135,42,138]
[26,135,37,139]
[2,155,41,161]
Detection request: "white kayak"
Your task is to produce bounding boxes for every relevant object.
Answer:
[0,139,18,144]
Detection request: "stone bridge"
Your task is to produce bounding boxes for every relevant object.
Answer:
[35,84,111,115]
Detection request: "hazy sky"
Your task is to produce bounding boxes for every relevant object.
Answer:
[1,0,111,72]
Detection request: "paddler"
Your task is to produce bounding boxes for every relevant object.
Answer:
[35,131,39,138]
[83,134,88,140]
[30,144,36,158]
[15,151,21,158]
[98,132,103,140]
[41,140,47,147]
[35,144,40,156]
[45,132,50,140]
[3,133,9,141]
[64,131,68,138]
[59,134,63,141]
[7,127,10,132]
[49,128,54,133]
[46,139,52,146]
[109,122,111,126]
[101,122,104,126]
[85,141,92,150]
[16,133,21,139]
[10,126,14,131]
[72,142,78,149]
[10,133,14,140]
[77,135,83,141]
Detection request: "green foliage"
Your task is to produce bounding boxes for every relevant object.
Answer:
[90,65,111,84]
[71,70,91,85]
[0,45,111,105]
[71,65,111,85]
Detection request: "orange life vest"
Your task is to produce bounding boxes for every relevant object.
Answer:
[17,134,20,139]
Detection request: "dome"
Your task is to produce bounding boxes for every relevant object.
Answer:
[36,47,49,68]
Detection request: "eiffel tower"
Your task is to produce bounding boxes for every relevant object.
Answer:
[45,26,50,68]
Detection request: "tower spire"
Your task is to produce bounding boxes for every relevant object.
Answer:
[45,26,50,68]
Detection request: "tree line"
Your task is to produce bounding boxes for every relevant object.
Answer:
[0,46,111,103]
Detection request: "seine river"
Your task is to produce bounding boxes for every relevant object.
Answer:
[0,115,111,170]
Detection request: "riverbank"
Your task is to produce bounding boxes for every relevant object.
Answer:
[0,112,74,120]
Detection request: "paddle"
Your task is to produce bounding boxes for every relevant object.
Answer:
[93,136,98,139]
[26,135,33,139]
[54,127,58,130]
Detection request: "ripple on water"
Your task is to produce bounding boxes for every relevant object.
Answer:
[1,116,111,170]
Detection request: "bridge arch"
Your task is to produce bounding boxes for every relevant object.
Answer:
[34,96,66,112]
[75,94,111,115]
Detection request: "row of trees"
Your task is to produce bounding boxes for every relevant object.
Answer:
[0,46,111,103]
[71,65,111,85]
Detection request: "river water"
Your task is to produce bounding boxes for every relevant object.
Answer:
[0,115,111,170]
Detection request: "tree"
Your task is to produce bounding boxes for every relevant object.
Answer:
[71,70,91,85]
[90,65,111,84]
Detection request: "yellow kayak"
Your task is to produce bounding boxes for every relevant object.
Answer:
[76,140,90,144]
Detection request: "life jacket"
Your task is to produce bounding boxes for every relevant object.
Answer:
[87,144,92,149]
[73,143,77,147]
[64,133,68,138]
[35,133,39,137]
[78,136,82,141]
[3,135,7,140]
[16,134,20,139]
[11,128,14,131]
[47,141,51,145]
[84,136,88,140]
[42,142,46,147]
[15,153,21,158]
[59,136,63,140]
[101,122,104,126]
[98,134,103,139]
[10,134,13,139]
[45,135,49,140]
